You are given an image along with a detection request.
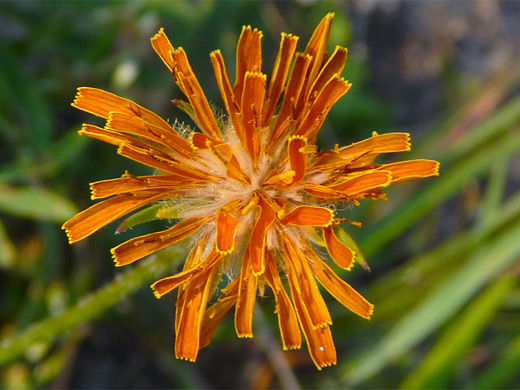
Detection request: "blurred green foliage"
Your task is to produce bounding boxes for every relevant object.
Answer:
[1,1,519,389]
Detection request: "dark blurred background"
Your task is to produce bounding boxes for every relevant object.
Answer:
[1,1,520,389]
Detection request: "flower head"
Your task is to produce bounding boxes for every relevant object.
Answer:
[63,13,439,369]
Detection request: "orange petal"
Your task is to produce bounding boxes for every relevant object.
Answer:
[376,160,440,184]
[90,172,193,200]
[112,216,209,267]
[106,111,192,159]
[150,28,175,72]
[235,246,258,338]
[287,135,308,186]
[199,278,240,349]
[62,193,169,243]
[295,76,351,141]
[280,205,334,227]
[284,240,336,368]
[302,183,349,200]
[241,71,266,161]
[306,248,374,319]
[234,26,263,103]
[337,132,411,162]
[331,170,392,195]
[72,88,173,132]
[301,12,335,103]
[284,237,332,329]
[264,252,302,350]
[174,265,218,362]
[308,46,348,102]
[116,143,212,181]
[210,50,243,140]
[296,306,337,370]
[151,247,221,298]
[267,53,312,151]
[262,32,299,126]
[169,47,221,139]
[215,211,239,254]
[79,124,138,148]
[249,195,276,276]
[322,225,355,270]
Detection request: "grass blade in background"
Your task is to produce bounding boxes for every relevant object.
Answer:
[342,216,520,385]
[399,274,517,389]
[0,244,188,367]
[0,185,77,223]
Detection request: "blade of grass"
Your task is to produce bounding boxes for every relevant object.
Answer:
[399,274,517,389]
[468,331,520,388]
[0,185,77,222]
[0,244,188,367]
[342,216,520,385]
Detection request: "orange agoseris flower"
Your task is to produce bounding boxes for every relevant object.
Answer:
[63,13,440,369]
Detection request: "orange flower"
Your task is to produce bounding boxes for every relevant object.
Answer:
[63,13,439,369]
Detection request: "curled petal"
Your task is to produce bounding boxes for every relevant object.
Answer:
[280,205,334,227]
[151,247,221,298]
[322,225,355,270]
[215,211,240,254]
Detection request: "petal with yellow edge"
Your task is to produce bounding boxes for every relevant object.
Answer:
[235,246,258,338]
[264,254,301,350]
[306,248,374,319]
[249,195,276,276]
[175,266,218,362]
[199,278,240,349]
[62,192,170,243]
[73,88,172,132]
[337,132,411,162]
[215,211,239,254]
[331,170,392,195]
[289,276,337,369]
[262,32,298,126]
[280,205,334,227]
[151,248,221,298]
[90,172,194,200]
[322,225,355,270]
[284,237,332,329]
[112,216,210,266]
[376,159,440,184]
[150,28,175,72]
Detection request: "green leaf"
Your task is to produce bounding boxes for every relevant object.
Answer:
[0,185,77,222]
[116,202,178,233]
